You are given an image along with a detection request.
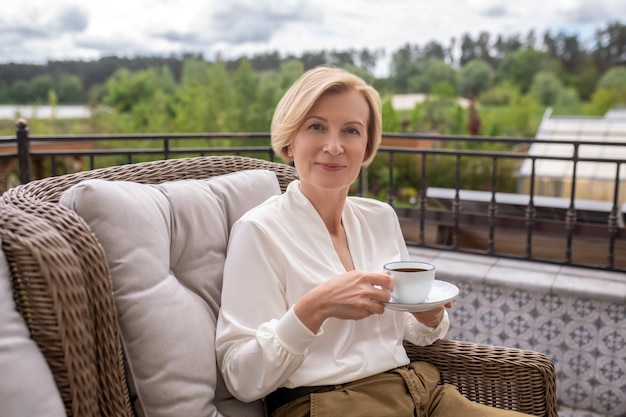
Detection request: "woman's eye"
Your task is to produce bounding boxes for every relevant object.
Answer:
[309,123,322,131]
[346,127,360,135]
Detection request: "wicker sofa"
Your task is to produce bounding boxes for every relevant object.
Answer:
[0,155,558,417]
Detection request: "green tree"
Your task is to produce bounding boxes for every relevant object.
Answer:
[574,64,600,101]
[588,66,626,114]
[30,75,55,103]
[9,80,34,103]
[56,74,85,103]
[422,41,446,61]
[102,66,176,131]
[232,58,261,131]
[201,60,237,132]
[592,22,626,72]
[179,58,211,83]
[103,68,160,112]
[408,59,458,94]
[389,43,420,92]
[544,31,588,74]
[132,89,172,132]
[460,32,493,67]
[278,59,305,91]
[381,97,400,132]
[528,71,566,106]
[459,59,494,97]
[480,95,541,137]
[497,48,552,93]
[416,82,463,134]
[172,70,211,132]
[597,66,626,90]
[0,81,8,102]
[588,89,620,116]
[493,34,523,64]
[357,48,384,73]
[256,72,283,130]
[478,81,520,106]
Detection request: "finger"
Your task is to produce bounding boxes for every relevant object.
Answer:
[370,287,392,303]
[368,299,387,315]
[368,272,394,291]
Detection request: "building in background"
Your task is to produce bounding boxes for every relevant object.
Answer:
[518,107,626,207]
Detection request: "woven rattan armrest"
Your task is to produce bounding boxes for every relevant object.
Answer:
[0,203,133,417]
[405,339,558,417]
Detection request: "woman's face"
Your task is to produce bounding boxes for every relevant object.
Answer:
[289,89,369,198]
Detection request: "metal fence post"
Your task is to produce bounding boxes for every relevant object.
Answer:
[16,118,32,184]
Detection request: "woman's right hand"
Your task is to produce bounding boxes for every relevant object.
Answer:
[293,270,394,333]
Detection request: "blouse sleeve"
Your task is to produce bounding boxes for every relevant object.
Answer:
[404,310,450,346]
[215,219,322,402]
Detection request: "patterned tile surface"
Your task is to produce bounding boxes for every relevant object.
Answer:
[559,405,614,417]
[406,247,626,417]
[444,279,626,417]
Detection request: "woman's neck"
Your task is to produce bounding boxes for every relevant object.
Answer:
[298,182,347,235]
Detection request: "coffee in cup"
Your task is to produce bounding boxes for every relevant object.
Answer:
[384,261,435,304]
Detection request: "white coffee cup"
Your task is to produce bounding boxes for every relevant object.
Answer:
[384,261,435,304]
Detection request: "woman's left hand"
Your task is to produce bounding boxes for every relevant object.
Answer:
[411,301,453,328]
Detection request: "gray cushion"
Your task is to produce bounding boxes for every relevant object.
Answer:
[0,236,66,417]
[60,169,280,417]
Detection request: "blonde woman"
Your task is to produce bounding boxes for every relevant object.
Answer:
[216,66,533,417]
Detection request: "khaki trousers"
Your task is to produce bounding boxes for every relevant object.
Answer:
[269,362,535,417]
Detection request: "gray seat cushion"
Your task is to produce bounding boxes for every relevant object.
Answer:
[60,169,281,417]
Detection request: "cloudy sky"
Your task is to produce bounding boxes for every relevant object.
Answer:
[1,0,624,74]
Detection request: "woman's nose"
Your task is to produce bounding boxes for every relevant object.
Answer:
[323,132,343,155]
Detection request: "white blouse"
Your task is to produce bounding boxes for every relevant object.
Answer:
[215,180,449,402]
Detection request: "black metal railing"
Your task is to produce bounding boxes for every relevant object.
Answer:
[1,119,625,273]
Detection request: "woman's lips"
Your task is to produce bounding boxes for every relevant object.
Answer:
[316,162,345,171]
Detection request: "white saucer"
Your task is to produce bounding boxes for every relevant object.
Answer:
[385,280,459,312]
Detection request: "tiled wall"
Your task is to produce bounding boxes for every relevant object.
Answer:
[408,248,626,417]
[445,280,625,417]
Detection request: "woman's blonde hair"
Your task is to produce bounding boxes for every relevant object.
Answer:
[271,66,382,166]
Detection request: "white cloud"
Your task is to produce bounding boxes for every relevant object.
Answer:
[1,0,622,67]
